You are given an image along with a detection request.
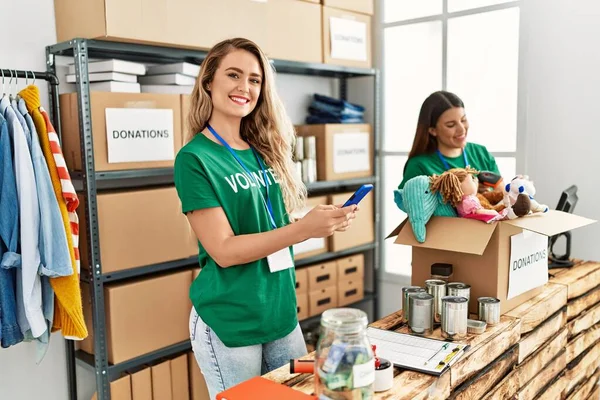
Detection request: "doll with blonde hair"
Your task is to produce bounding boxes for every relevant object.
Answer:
[430,167,506,223]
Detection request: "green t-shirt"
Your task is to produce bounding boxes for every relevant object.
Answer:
[398,142,500,189]
[174,133,297,347]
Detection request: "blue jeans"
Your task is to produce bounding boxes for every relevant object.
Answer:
[189,308,307,400]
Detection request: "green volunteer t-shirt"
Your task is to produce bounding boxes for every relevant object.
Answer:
[398,142,500,189]
[174,133,297,347]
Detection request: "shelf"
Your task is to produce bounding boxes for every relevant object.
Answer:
[97,257,199,283]
[75,341,192,381]
[48,39,376,78]
[295,242,376,268]
[74,292,376,381]
[299,292,377,328]
[71,168,376,192]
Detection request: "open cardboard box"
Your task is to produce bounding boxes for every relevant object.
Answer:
[388,210,596,314]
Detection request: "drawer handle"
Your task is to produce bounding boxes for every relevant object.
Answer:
[317,297,331,306]
[316,274,330,283]
[345,289,358,297]
[344,266,358,274]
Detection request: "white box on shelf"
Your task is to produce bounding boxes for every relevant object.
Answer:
[146,62,201,78]
[141,85,194,95]
[66,72,138,83]
[138,74,196,86]
[68,59,146,75]
[89,82,141,93]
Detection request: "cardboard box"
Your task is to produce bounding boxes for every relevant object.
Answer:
[309,286,338,317]
[292,196,329,260]
[323,0,374,15]
[295,267,308,294]
[330,192,374,252]
[80,270,192,364]
[78,187,198,274]
[307,261,338,291]
[322,6,372,68]
[338,278,364,307]
[171,355,190,400]
[152,361,173,400]
[131,368,152,400]
[297,292,309,321]
[54,0,321,63]
[337,254,365,281]
[189,352,211,400]
[92,375,132,400]
[60,92,182,171]
[390,211,595,314]
[295,124,373,181]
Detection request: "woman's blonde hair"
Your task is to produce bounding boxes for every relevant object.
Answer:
[430,167,479,207]
[188,38,306,213]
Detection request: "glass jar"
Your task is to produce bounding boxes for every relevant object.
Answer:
[315,308,375,399]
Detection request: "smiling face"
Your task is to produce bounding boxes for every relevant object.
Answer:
[208,49,263,120]
[429,107,469,151]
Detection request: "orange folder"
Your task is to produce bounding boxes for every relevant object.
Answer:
[216,376,317,400]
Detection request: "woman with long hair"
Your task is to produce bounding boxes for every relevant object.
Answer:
[399,91,501,190]
[174,38,358,398]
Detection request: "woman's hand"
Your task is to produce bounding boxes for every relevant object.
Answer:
[297,204,358,239]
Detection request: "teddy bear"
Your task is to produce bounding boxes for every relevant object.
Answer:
[503,175,549,219]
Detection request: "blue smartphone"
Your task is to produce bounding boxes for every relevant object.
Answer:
[343,184,374,207]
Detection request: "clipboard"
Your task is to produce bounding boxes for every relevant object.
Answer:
[367,327,469,376]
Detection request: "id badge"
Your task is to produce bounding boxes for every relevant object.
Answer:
[267,247,294,273]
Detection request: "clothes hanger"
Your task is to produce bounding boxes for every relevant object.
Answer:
[1,69,5,98]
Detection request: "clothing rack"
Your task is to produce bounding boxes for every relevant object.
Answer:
[0,68,76,400]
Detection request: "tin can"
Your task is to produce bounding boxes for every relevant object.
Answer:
[447,282,471,300]
[402,286,425,322]
[441,296,469,340]
[294,136,304,160]
[408,292,434,335]
[478,297,501,326]
[304,136,317,160]
[301,159,317,183]
[425,279,446,323]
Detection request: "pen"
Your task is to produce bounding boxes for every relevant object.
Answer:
[424,343,449,366]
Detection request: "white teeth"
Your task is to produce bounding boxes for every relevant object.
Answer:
[230,96,247,104]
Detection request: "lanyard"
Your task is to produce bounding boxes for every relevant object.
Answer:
[436,148,469,171]
[207,124,277,229]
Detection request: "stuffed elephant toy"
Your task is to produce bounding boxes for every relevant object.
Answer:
[394,175,457,243]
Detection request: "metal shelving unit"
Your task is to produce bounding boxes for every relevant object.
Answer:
[47,38,381,400]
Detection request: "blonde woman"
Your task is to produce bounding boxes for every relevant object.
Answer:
[174,38,358,397]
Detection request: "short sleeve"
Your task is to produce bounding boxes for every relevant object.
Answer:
[483,147,500,174]
[174,151,221,213]
[399,158,426,189]
[458,195,481,216]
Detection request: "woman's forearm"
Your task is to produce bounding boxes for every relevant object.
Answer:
[217,222,307,267]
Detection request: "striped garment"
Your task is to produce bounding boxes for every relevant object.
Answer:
[41,109,80,274]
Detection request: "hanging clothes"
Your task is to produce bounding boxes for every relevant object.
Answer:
[0,113,23,348]
[20,85,87,340]
[17,97,73,360]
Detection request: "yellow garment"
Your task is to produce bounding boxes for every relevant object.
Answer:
[20,85,88,339]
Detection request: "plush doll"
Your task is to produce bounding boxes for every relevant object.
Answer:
[394,175,456,243]
[503,175,549,219]
[477,191,506,212]
[430,167,507,223]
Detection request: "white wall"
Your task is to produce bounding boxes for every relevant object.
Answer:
[520,0,600,261]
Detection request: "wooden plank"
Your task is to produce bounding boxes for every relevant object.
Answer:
[518,308,567,364]
[289,369,452,400]
[587,385,600,400]
[567,322,600,364]
[534,372,567,400]
[565,340,600,395]
[482,328,567,400]
[567,368,600,400]
[449,345,518,400]
[568,301,600,339]
[449,316,521,389]
[370,310,404,331]
[516,350,566,400]
[567,285,600,320]
[550,261,600,300]
[505,283,568,334]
